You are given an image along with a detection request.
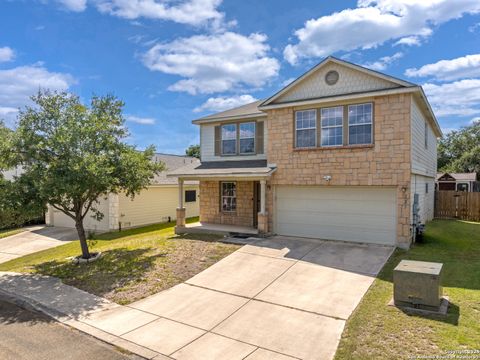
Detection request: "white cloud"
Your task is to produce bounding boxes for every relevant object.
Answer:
[142,32,280,95]
[471,117,480,124]
[405,54,480,81]
[0,64,75,125]
[194,94,257,113]
[423,79,480,117]
[469,23,480,32]
[94,0,225,27]
[394,36,421,46]
[363,52,403,71]
[284,0,480,65]
[126,115,156,125]
[57,0,87,12]
[0,47,15,63]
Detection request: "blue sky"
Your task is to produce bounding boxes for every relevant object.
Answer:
[1,0,480,154]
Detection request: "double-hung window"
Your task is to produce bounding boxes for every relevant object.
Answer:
[295,110,316,148]
[221,182,236,212]
[321,106,343,146]
[221,124,237,155]
[239,122,255,154]
[348,103,373,145]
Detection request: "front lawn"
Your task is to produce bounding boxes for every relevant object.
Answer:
[0,218,241,305]
[0,228,25,239]
[335,219,480,359]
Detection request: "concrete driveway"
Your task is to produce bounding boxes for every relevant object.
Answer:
[0,226,77,264]
[83,236,393,360]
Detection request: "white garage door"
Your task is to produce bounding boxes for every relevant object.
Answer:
[275,186,396,245]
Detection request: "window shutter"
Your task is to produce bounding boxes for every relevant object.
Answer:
[256,121,264,154]
[214,125,221,156]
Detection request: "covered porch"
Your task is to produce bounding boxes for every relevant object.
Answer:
[167,160,276,236]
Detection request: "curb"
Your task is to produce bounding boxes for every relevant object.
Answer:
[0,287,167,359]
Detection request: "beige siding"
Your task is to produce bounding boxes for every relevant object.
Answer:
[200,121,268,162]
[275,62,398,104]
[411,98,437,177]
[411,175,435,223]
[118,185,199,229]
[50,196,111,232]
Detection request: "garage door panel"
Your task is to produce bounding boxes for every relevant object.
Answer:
[275,186,396,245]
[276,210,395,229]
[277,201,395,217]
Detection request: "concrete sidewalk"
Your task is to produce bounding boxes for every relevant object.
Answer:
[0,237,394,360]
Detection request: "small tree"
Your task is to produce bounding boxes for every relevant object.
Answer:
[9,91,164,259]
[185,144,200,159]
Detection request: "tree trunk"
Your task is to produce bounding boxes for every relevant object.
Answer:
[75,219,91,259]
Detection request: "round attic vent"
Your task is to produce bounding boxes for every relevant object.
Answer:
[325,70,339,85]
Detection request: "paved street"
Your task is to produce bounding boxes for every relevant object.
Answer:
[0,300,139,360]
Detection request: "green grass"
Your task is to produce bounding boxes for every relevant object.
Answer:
[0,228,25,239]
[0,217,241,304]
[335,219,480,360]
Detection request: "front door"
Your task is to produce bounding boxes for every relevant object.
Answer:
[253,181,261,228]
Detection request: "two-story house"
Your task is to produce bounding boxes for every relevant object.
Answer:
[169,57,442,249]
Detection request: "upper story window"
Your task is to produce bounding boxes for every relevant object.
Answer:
[239,122,255,154]
[321,106,343,146]
[221,124,237,155]
[295,109,316,148]
[348,103,372,145]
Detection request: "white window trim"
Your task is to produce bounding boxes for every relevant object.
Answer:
[221,124,237,156]
[221,182,237,212]
[347,103,373,146]
[295,110,317,148]
[320,106,343,147]
[239,122,256,155]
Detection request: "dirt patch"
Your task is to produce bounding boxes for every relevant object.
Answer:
[33,233,240,305]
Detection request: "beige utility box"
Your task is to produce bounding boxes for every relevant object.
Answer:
[393,260,443,310]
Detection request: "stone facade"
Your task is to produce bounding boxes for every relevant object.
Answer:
[199,180,255,227]
[265,93,413,247]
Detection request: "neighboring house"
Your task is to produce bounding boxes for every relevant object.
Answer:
[436,172,478,192]
[46,154,200,232]
[169,56,442,249]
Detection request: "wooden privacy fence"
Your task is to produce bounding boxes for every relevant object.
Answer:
[435,191,480,221]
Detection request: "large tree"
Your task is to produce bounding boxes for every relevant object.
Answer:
[7,91,164,259]
[438,120,480,175]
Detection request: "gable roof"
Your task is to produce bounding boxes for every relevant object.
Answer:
[190,56,441,137]
[152,153,200,185]
[436,172,477,181]
[192,100,266,124]
[260,56,416,108]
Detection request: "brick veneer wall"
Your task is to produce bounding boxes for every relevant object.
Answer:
[199,180,255,227]
[265,93,413,247]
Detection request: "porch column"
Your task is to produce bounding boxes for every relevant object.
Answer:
[176,179,186,230]
[260,180,266,214]
[257,179,268,234]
